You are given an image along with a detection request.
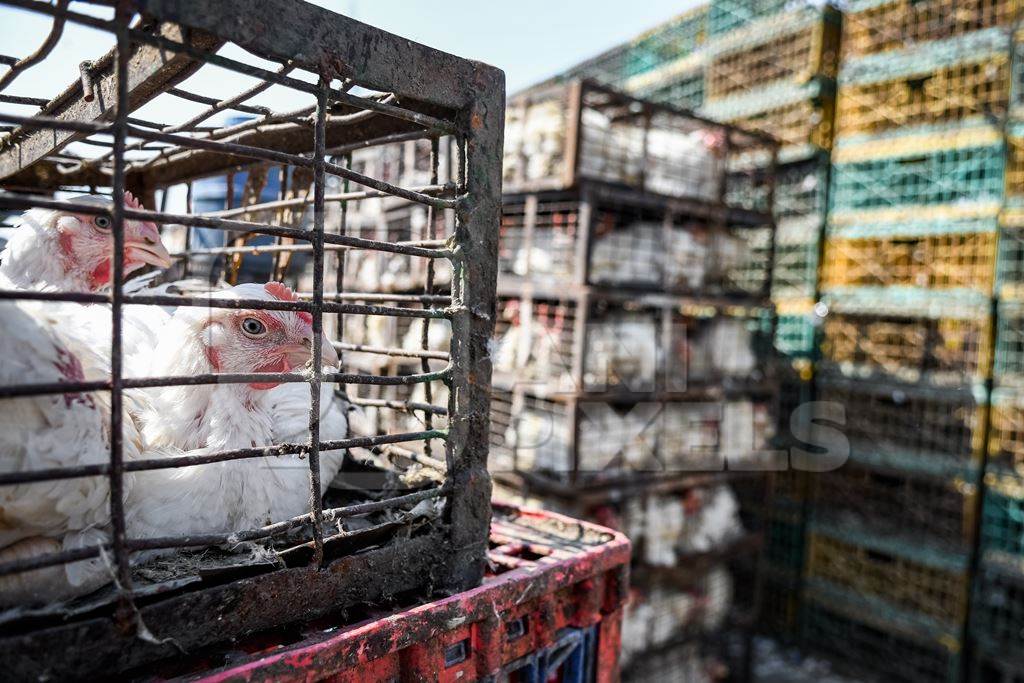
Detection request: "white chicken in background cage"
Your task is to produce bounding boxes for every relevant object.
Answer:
[688,316,758,380]
[503,98,566,185]
[578,107,645,186]
[589,222,664,287]
[645,126,724,201]
[577,403,661,472]
[583,313,659,391]
[506,404,572,473]
[721,400,774,466]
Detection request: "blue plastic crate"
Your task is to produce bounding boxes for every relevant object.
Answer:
[830,142,1005,213]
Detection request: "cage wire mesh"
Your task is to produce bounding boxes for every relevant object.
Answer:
[0,0,502,673]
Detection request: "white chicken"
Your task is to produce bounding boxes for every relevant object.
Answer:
[130,282,348,530]
[0,192,172,292]
[0,284,346,605]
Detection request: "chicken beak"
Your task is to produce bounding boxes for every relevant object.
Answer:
[282,334,340,371]
[125,225,173,269]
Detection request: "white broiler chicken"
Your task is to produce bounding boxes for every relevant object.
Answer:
[0,192,172,292]
[130,282,349,530]
[0,289,349,605]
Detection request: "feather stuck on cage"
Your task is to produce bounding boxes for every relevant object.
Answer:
[0,193,172,293]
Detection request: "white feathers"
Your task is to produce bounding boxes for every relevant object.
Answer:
[0,207,75,292]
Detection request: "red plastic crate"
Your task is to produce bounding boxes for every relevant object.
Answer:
[147,504,631,682]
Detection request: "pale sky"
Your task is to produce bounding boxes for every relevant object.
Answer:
[0,0,703,108]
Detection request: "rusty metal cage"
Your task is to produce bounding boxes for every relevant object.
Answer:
[0,1,502,677]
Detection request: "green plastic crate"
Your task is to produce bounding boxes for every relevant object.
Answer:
[707,0,789,37]
[981,473,1024,557]
[830,142,1005,213]
[972,556,1024,656]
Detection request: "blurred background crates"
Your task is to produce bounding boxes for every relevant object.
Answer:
[498,190,774,295]
[564,5,709,93]
[979,472,1024,555]
[811,461,979,550]
[816,377,987,475]
[836,29,1013,139]
[806,524,971,626]
[773,299,817,359]
[829,131,1005,217]
[818,303,993,386]
[841,0,1019,59]
[503,80,776,199]
[704,5,841,103]
[492,295,773,397]
[801,589,963,683]
[987,390,1024,475]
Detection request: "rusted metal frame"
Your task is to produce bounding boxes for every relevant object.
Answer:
[106,9,134,620]
[132,0,479,111]
[0,94,48,106]
[127,485,448,550]
[0,428,448,491]
[352,397,449,416]
[0,112,455,209]
[2,0,458,135]
[327,128,432,157]
[336,340,449,361]
[563,80,585,189]
[0,7,224,180]
[0,193,453,258]
[0,474,450,578]
[441,59,503,591]
[166,86,278,118]
[305,80,329,564]
[0,531,452,680]
[84,65,296,172]
[0,287,451,321]
[183,179,194,276]
[301,291,452,304]
[420,137,441,459]
[0,360,454,400]
[0,0,69,92]
[206,183,451,218]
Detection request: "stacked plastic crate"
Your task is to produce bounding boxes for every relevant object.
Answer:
[810,2,1019,679]
[555,1,841,646]
[974,16,1024,679]
[698,1,842,644]
[492,79,779,678]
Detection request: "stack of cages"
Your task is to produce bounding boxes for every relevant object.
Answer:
[697,0,843,643]
[978,19,1024,676]
[493,78,780,679]
[811,2,1021,679]
[0,1,507,678]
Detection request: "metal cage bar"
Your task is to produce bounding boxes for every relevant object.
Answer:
[0,0,503,676]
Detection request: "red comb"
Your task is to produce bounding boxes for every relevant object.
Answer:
[123,191,145,210]
[264,282,297,301]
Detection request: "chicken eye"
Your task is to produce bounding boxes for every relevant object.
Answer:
[241,317,267,337]
[93,215,111,231]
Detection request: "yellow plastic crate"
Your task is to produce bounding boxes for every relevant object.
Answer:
[835,56,1011,139]
[806,531,970,624]
[842,0,1020,59]
[706,7,840,101]
[820,233,997,294]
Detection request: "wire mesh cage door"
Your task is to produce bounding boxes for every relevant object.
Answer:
[0,0,502,677]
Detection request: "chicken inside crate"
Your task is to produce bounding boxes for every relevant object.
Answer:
[503,79,727,200]
[0,1,502,676]
[492,294,773,398]
[500,190,775,297]
[495,392,775,481]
